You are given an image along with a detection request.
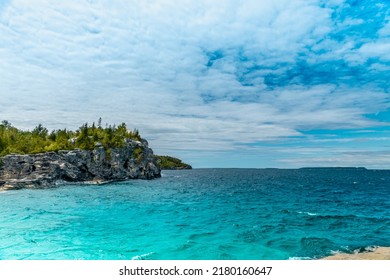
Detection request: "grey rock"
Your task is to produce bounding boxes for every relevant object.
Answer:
[0,139,161,191]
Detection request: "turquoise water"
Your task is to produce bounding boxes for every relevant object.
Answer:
[0,168,389,260]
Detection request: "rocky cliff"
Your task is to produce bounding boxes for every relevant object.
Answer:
[0,139,160,191]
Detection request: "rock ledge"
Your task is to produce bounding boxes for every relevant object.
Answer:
[0,139,160,191]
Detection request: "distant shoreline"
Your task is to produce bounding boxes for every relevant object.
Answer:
[165,167,388,171]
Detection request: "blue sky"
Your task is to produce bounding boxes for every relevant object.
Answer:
[1,0,390,168]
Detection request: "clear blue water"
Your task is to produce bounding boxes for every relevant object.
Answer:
[0,168,389,260]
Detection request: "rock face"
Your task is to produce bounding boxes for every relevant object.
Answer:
[0,139,161,191]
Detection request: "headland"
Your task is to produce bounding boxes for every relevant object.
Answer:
[0,121,163,190]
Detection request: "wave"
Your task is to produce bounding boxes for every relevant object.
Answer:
[307,214,389,222]
[348,245,379,254]
[131,252,155,260]
[297,211,318,216]
[286,210,389,222]
[281,209,319,216]
[288,256,313,260]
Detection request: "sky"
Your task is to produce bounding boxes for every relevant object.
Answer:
[1,0,390,168]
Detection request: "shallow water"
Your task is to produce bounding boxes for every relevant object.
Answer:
[0,168,389,259]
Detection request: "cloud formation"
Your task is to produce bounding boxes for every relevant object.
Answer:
[0,0,389,167]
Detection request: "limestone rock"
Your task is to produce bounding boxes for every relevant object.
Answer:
[0,139,161,191]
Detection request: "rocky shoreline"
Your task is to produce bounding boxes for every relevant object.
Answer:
[322,247,390,260]
[0,139,161,191]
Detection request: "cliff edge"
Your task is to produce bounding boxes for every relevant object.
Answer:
[0,139,160,191]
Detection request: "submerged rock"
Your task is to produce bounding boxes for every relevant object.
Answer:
[0,139,160,191]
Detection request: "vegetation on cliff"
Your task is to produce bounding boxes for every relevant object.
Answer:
[0,119,141,156]
[0,120,192,171]
[155,155,192,170]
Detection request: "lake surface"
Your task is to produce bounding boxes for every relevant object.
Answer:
[0,168,389,260]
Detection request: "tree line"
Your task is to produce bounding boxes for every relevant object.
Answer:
[0,119,142,156]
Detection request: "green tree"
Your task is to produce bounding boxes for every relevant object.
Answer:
[0,120,146,156]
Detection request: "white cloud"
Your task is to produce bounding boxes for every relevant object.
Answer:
[0,0,389,167]
[359,40,390,61]
[378,19,390,37]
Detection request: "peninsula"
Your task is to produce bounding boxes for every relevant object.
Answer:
[155,155,192,170]
[0,120,184,190]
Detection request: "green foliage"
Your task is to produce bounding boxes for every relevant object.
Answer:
[155,155,192,170]
[0,119,143,156]
[105,148,112,161]
[132,147,143,163]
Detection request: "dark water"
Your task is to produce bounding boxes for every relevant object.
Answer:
[0,168,389,259]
